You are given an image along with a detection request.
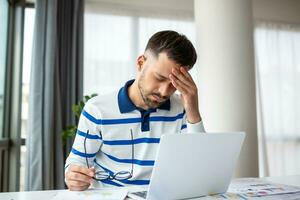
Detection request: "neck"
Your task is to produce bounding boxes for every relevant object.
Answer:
[128,80,149,110]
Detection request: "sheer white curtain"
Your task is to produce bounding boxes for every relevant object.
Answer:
[255,22,300,177]
[84,2,197,96]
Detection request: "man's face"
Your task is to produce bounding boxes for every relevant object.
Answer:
[137,52,180,109]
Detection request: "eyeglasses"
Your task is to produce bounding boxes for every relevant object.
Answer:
[84,129,134,181]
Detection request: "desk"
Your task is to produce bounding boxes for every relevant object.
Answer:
[1,175,300,200]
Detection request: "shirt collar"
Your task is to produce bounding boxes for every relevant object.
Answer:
[118,79,171,113]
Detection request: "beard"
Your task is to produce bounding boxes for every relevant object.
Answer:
[138,72,168,109]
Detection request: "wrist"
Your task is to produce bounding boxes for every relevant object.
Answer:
[186,113,202,124]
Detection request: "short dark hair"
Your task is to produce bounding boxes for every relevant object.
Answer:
[145,30,197,69]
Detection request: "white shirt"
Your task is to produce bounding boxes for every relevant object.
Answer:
[65,80,205,187]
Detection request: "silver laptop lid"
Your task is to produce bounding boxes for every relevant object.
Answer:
[147,132,245,200]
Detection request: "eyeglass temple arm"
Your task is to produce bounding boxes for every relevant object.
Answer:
[85,130,102,169]
[131,129,134,175]
[84,130,90,168]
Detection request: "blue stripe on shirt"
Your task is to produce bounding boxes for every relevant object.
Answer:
[82,110,141,124]
[77,130,160,145]
[121,179,150,185]
[72,148,154,166]
[82,110,184,125]
[103,137,160,145]
[77,129,102,140]
[71,148,96,158]
[181,124,187,130]
[101,118,142,125]
[94,160,150,185]
[103,153,155,166]
[150,112,184,122]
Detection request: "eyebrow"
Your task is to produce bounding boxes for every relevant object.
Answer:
[155,73,168,80]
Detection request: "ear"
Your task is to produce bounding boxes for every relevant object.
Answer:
[136,55,146,72]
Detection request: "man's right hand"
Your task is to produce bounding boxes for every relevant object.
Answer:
[65,165,95,191]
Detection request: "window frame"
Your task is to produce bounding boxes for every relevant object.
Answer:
[0,0,33,192]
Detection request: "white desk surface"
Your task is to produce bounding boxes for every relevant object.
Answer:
[1,175,300,200]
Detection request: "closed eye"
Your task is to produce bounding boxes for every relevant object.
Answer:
[155,73,168,81]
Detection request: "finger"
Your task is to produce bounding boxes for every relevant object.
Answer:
[172,68,191,87]
[69,185,89,191]
[70,165,95,177]
[179,67,194,82]
[67,180,90,188]
[66,171,93,184]
[169,74,189,95]
[170,69,198,96]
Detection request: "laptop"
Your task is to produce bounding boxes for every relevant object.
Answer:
[128,132,245,200]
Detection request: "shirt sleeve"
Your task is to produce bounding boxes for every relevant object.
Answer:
[187,120,205,133]
[180,110,205,133]
[64,100,103,175]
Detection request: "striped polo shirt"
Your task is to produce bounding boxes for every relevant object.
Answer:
[65,80,205,188]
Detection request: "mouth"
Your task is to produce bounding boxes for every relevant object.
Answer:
[152,94,165,103]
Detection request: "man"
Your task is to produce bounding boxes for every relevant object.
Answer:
[65,30,205,191]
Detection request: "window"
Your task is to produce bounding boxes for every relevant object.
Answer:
[255,22,300,176]
[84,3,197,96]
[0,0,35,191]
[0,0,9,191]
[20,7,35,191]
[0,0,9,138]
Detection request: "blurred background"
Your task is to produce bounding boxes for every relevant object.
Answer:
[0,0,300,192]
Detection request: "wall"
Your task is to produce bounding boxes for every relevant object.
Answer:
[252,0,300,24]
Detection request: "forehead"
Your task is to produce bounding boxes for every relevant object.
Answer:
[149,52,180,76]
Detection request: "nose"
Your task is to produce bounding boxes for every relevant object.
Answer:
[159,82,176,98]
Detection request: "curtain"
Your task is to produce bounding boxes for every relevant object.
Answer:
[25,0,84,190]
[255,21,300,177]
[84,3,197,96]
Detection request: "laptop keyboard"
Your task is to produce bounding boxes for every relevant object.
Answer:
[131,191,148,199]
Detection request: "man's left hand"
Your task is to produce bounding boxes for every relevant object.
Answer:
[169,67,201,124]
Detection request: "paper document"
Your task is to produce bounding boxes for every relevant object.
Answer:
[249,192,300,200]
[194,178,300,200]
[51,188,128,200]
[195,192,300,200]
[228,178,300,197]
